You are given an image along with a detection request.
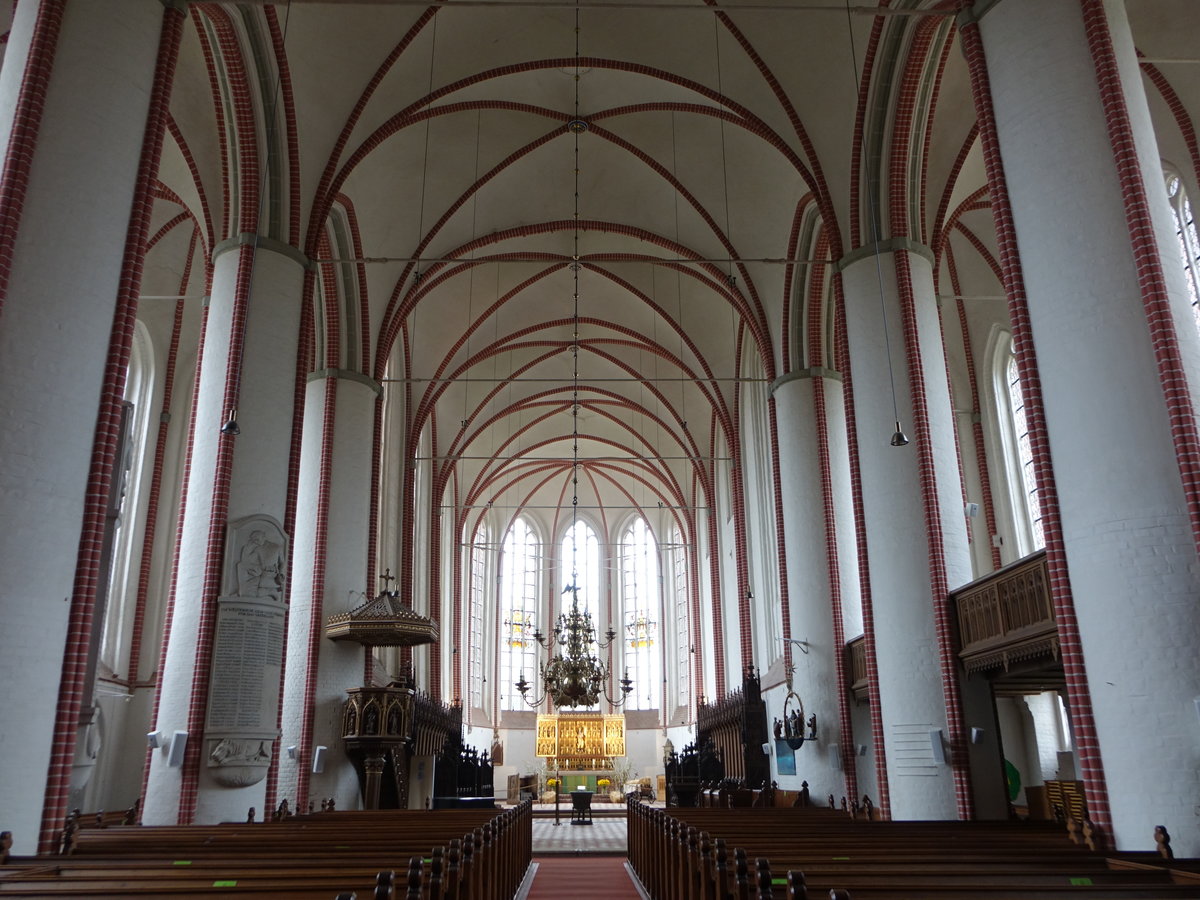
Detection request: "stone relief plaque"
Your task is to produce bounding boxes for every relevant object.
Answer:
[204,515,288,787]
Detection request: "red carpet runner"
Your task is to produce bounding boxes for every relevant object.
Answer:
[526,855,643,898]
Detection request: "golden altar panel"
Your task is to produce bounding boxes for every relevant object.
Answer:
[535,715,558,757]
[535,713,624,764]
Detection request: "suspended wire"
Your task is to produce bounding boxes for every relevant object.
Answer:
[569,3,583,591]
[414,15,439,284]
[463,110,482,437]
[844,0,907,444]
[713,15,736,290]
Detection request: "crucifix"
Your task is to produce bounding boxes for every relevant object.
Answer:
[379,568,396,594]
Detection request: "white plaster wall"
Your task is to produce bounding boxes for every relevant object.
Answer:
[849,700,878,808]
[1026,692,1068,783]
[771,375,848,803]
[822,383,864,641]
[841,249,966,820]
[995,697,1034,807]
[981,0,1200,852]
[0,0,164,852]
[279,376,378,812]
[144,246,305,825]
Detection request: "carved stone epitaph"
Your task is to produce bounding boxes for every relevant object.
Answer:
[205,515,289,787]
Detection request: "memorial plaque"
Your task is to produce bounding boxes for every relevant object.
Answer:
[205,595,286,737]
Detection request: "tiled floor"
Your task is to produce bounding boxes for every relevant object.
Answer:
[532,816,628,854]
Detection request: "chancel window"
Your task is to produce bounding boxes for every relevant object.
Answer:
[560,519,600,620]
[499,516,539,710]
[620,517,660,711]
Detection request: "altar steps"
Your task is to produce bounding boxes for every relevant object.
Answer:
[530,803,627,819]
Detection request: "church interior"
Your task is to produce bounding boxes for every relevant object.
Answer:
[2,0,1200,874]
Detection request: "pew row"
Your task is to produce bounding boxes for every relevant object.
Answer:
[0,802,531,899]
[626,799,1200,900]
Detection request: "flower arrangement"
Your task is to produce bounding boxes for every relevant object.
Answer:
[597,778,611,788]
[610,757,636,786]
[547,778,558,787]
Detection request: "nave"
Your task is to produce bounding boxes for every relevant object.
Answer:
[3,0,1200,866]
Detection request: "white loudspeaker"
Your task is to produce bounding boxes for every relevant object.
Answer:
[857,744,868,757]
[969,727,985,745]
[828,743,841,770]
[929,729,945,764]
[964,502,980,518]
[167,731,188,767]
[312,745,328,774]
[146,731,163,749]
[286,745,297,760]
[761,742,771,755]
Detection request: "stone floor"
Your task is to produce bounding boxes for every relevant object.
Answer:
[532,816,628,854]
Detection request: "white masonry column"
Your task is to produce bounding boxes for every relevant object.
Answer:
[771,371,862,804]
[144,238,307,826]
[0,0,174,853]
[974,0,1200,852]
[279,373,378,813]
[840,245,974,821]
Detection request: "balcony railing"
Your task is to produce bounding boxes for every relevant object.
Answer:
[842,551,1058,696]
[846,636,868,702]
[950,550,1058,675]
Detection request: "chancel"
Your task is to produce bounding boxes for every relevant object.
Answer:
[2,4,1200,894]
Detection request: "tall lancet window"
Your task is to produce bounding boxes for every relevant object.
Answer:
[1165,168,1200,329]
[620,517,660,711]
[99,323,155,681]
[669,525,690,711]
[1001,343,1045,555]
[560,518,601,709]
[499,516,539,710]
[560,519,601,619]
[467,523,488,709]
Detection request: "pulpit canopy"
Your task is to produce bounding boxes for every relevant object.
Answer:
[325,589,438,647]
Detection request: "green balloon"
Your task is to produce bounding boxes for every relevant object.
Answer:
[1004,759,1021,801]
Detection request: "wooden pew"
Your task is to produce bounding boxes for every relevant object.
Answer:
[0,801,532,899]
[626,799,1200,900]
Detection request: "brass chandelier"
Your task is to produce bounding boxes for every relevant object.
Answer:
[515,584,633,709]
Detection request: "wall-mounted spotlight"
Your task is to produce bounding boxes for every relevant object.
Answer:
[167,731,188,767]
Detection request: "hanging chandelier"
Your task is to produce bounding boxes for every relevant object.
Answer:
[514,7,633,712]
[515,584,633,709]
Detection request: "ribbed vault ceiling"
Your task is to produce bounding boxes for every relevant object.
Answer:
[148,0,1197,541]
